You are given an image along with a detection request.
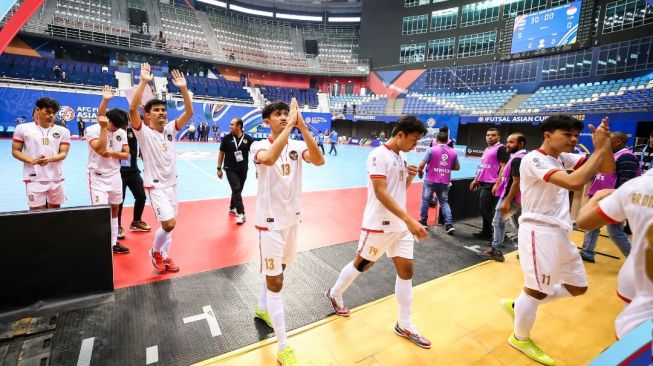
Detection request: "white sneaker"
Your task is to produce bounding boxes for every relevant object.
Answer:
[228,208,238,216]
[236,214,246,224]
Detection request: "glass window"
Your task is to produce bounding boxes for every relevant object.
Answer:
[603,0,653,34]
[458,30,496,58]
[402,14,429,35]
[427,37,456,61]
[453,64,494,87]
[405,0,430,8]
[597,36,653,75]
[430,7,458,31]
[503,0,547,19]
[541,49,593,80]
[495,58,538,84]
[425,68,454,89]
[551,0,575,6]
[461,0,501,27]
[400,43,426,64]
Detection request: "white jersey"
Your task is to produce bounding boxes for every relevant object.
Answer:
[361,144,408,232]
[85,123,128,175]
[596,173,653,338]
[519,149,585,231]
[132,121,179,188]
[252,138,308,230]
[13,122,71,182]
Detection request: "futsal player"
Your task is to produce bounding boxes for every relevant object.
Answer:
[251,98,324,366]
[128,63,194,273]
[326,115,431,349]
[500,115,614,365]
[12,97,70,210]
[86,85,130,254]
[576,169,653,340]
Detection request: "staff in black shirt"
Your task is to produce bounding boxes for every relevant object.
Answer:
[634,131,653,172]
[218,118,253,225]
[118,125,151,238]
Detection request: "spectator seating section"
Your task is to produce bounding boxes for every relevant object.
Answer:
[159,3,213,58]
[53,0,130,36]
[517,76,653,113]
[330,95,388,115]
[403,90,517,115]
[167,75,251,101]
[0,54,117,86]
[259,86,318,108]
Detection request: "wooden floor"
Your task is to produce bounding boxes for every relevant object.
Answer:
[195,230,625,366]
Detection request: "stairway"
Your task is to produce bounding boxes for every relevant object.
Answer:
[501,93,532,114]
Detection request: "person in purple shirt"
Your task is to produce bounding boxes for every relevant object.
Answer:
[479,133,527,262]
[469,128,510,240]
[418,131,460,234]
[580,131,641,263]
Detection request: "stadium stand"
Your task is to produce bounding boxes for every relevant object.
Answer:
[330,94,388,115]
[259,86,318,108]
[403,90,517,115]
[517,76,653,113]
[0,54,117,86]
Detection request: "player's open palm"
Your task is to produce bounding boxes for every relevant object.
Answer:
[407,218,429,241]
[102,85,114,100]
[590,117,611,150]
[139,63,153,82]
[98,115,109,129]
[171,69,187,88]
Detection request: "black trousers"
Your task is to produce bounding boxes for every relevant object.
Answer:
[118,170,146,227]
[226,169,248,215]
[478,182,498,235]
[329,142,337,155]
[318,143,325,154]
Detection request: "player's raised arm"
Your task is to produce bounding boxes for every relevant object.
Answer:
[89,116,110,154]
[293,99,324,166]
[129,63,153,131]
[171,69,194,131]
[99,85,113,117]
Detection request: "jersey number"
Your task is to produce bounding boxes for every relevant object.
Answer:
[281,163,291,176]
[541,274,551,286]
[399,170,405,181]
[42,137,50,146]
[368,246,378,257]
[162,143,168,152]
[264,258,275,270]
[94,196,99,203]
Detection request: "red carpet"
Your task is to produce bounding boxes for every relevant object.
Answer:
[114,182,434,288]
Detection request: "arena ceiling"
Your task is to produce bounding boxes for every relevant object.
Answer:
[233,0,361,14]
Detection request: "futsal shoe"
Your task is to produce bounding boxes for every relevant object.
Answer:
[228,208,238,216]
[325,289,350,317]
[419,220,428,228]
[254,305,273,328]
[508,333,555,366]
[394,323,431,349]
[236,214,246,225]
[277,345,299,366]
[117,227,126,240]
[445,224,455,234]
[163,258,179,272]
[129,221,151,232]
[478,247,505,262]
[499,298,515,322]
[112,243,129,254]
[150,249,165,272]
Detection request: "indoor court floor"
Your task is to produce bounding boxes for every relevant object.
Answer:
[0,139,630,365]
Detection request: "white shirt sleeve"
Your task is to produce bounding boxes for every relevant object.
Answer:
[560,152,585,171]
[251,140,266,164]
[368,149,388,178]
[85,125,99,141]
[13,124,25,142]
[523,154,562,182]
[59,127,71,144]
[596,183,629,224]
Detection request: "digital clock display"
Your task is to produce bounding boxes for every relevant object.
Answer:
[511,0,581,54]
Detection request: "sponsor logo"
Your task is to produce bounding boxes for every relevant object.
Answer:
[304,116,327,124]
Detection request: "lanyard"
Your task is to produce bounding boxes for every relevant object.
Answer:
[233,134,244,149]
[38,124,52,139]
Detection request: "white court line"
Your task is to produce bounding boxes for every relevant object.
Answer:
[76,337,95,366]
[146,346,158,364]
[181,158,231,190]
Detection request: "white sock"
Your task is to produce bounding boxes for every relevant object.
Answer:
[258,276,267,312]
[161,231,173,259]
[540,284,572,304]
[153,227,169,253]
[395,276,413,329]
[330,261,360,306]
[110,217,118,246]
[266,290,288,349]
[514,291,539,340]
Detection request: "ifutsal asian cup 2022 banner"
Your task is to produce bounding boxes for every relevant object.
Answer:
[0,87,332,137]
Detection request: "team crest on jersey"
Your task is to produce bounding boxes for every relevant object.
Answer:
[52,132,60,139]
[167,134,173,141]
[128,132,134,138]
[289,150,298,161]
[116,135,122,142]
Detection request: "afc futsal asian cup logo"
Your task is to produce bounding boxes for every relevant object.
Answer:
[426,118,436,128]
[57,106,75,122]
[478,116,484,122]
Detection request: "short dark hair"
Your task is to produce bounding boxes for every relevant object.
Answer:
[232,118,243,129]
[106,108,129,129]
[144,99,166,113]
[541,115,584,135]
[436,131,448,143]
[262,101,289,120]
[391,115,428,137]
[35,97,60,112]
[487,127,500,134]
[509,132,526,147]
[439,125,449,134]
